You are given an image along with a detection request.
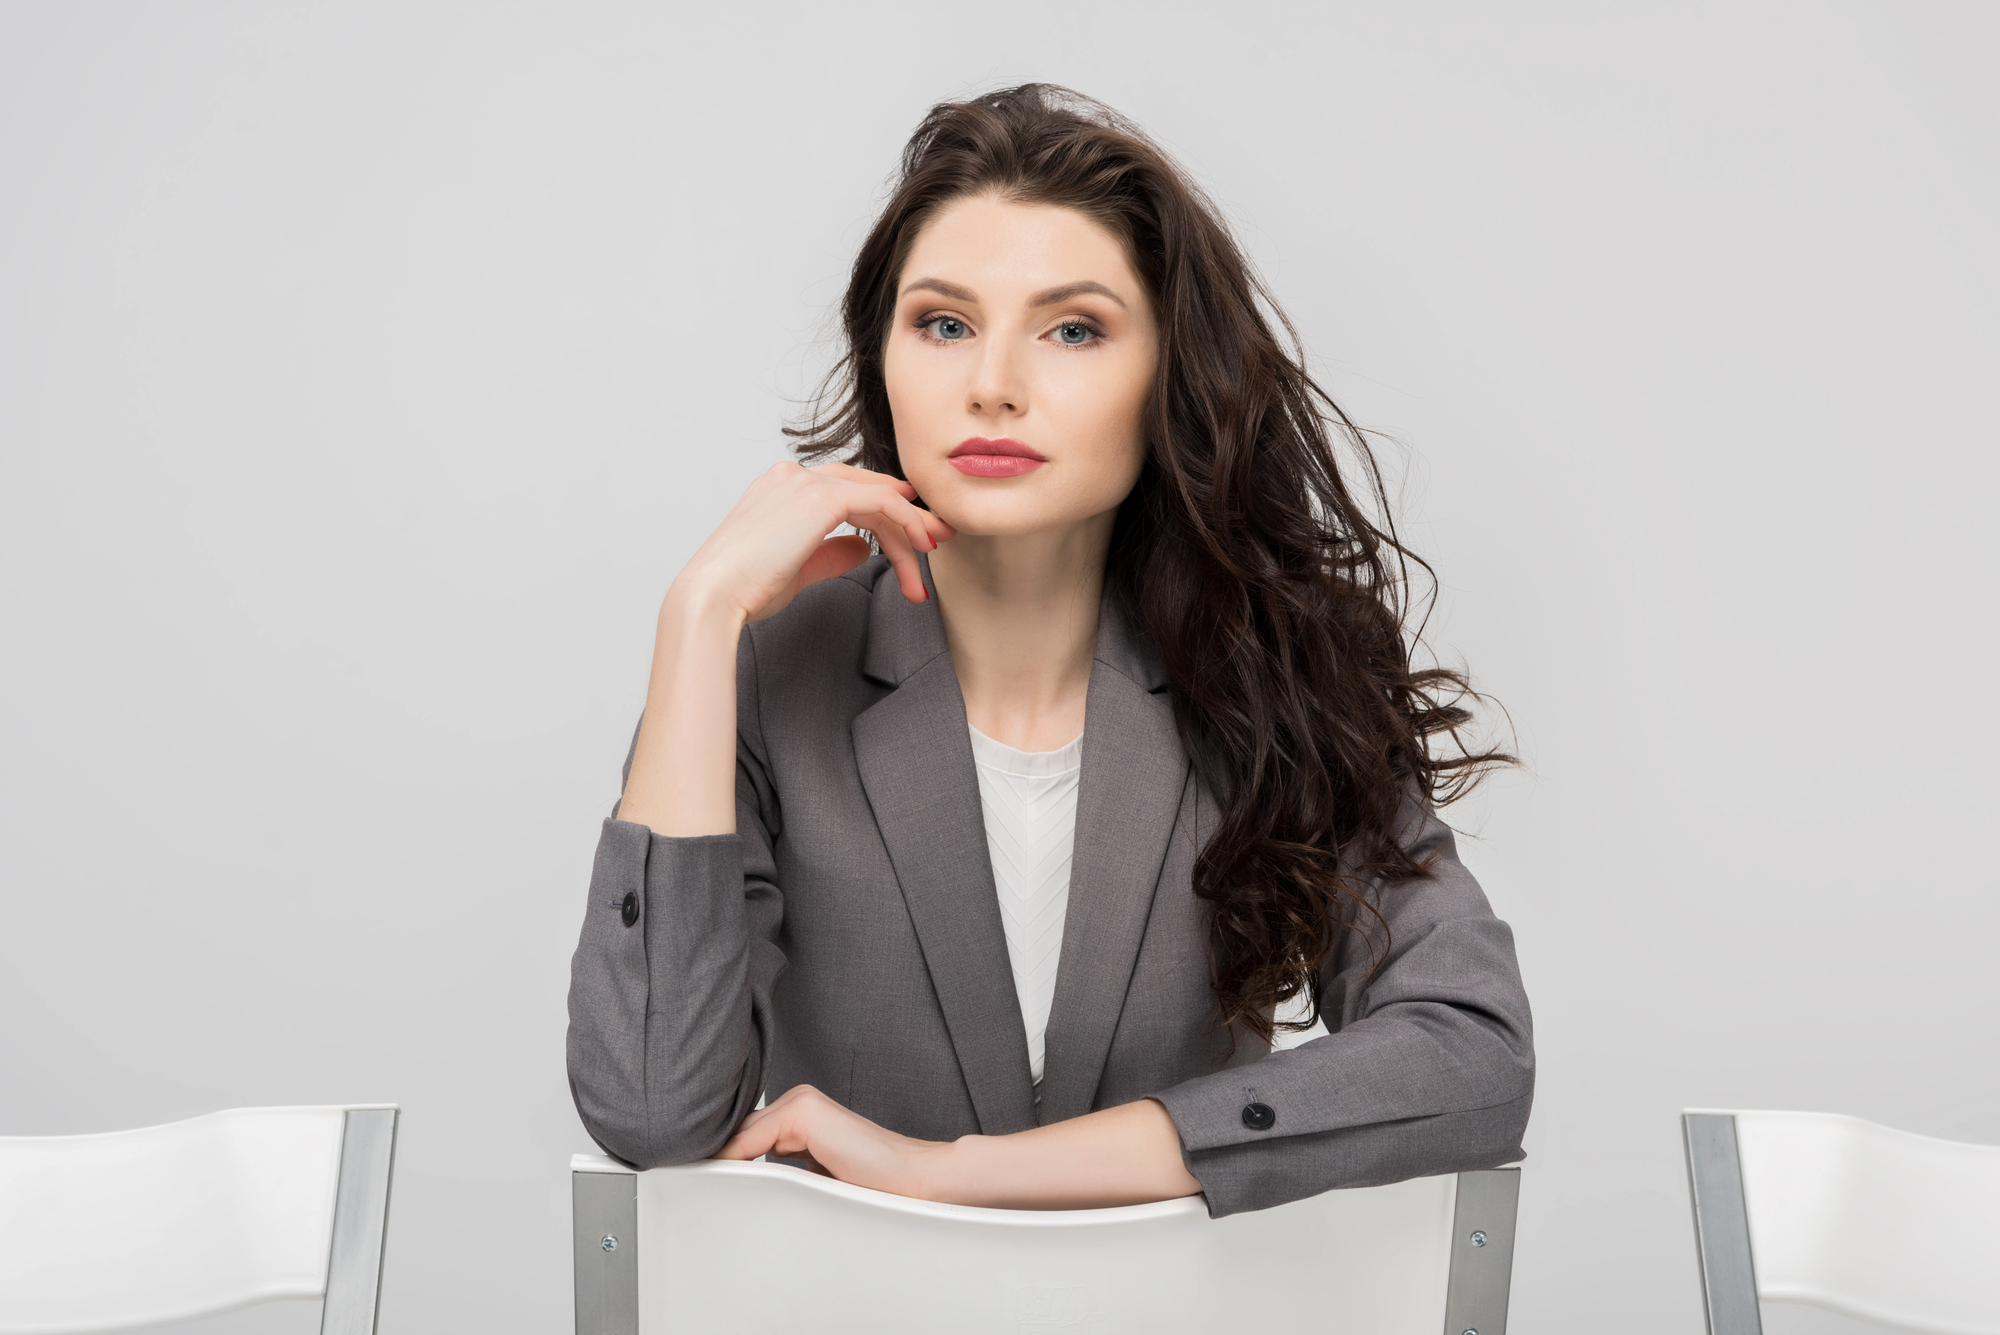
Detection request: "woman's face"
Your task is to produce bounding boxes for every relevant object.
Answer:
[883,193,1157,538]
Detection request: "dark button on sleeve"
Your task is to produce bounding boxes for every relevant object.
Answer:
[1241,1101,1276,1131]
[619,890,639,928]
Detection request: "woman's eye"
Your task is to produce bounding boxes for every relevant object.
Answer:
[1054,322,1096,346]
[928,317,969,341]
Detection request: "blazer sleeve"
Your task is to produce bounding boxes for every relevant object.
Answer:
[1148,805,1535,1217]
[564,633,786,1168]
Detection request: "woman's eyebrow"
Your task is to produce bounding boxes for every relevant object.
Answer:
[901,278,978,303]
[1030,280,1127,310]
[899,277,1129,310]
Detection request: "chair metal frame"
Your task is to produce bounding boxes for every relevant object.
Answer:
[1684,1111,1763,1335]
[572,1154,1519,1335]
[323,1108,400,1335]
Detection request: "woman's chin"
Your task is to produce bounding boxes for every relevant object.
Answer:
[927,504,1076,542]
[911,468,1125,544]
[911,484,1043,538]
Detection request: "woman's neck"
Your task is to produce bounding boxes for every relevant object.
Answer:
[927,513,1113,752]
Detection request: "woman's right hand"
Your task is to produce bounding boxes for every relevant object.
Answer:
[671,461,956,624]
[624,461,947,835]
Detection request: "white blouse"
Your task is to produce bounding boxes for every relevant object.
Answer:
[967,722,1083,1091]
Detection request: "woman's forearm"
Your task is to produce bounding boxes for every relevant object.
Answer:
[937,1098,1201,1209]
[616,584,748,836]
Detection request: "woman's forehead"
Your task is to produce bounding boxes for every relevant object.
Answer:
[899,194,1143,304]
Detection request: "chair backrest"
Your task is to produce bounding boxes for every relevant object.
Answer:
[572,1154,1519,1334]
[0,1105,399,1335]
[1682,1109,2000,1335]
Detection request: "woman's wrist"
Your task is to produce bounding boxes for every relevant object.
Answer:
[659,573,751,635]
[919,1101,1200,1210]
[928,1134,1002,1206]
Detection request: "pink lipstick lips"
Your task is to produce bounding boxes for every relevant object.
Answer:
[948,437,1047,478]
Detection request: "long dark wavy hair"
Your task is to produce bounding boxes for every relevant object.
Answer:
[791,85,1511,1043]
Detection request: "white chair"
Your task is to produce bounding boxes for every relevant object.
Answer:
[1682,1109,2000,1335]
[0,1105,399,1335]
[572,1154,1519,1334]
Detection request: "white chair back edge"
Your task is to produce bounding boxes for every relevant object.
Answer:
[574,1159,1519,1335]
[0,1106,398,1335]
[1683,1109,2000,1335]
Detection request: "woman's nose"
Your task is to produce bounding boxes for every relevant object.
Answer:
[966,341,1026,418]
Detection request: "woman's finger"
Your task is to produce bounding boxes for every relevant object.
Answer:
[732,1102,776,1136]
[858,484,956,555]
[829,476,953,551]
[819,461,917,497]
[714,1083,811,1157]
[836,491,935,606]
[869,520,931,606]
[715,1118,777,1161]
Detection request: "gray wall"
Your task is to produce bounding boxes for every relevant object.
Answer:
[2,5,1993,1332]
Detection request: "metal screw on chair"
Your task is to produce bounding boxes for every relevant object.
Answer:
[1469,1230,1487,1247]
[599,1234,619,1252]
[1462,1328,1479,1335]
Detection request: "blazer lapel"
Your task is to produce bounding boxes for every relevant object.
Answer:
[1035,600,1191,1126]
[851,560,1039,1136]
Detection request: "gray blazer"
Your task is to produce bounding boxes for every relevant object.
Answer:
[566,555,1533,1217]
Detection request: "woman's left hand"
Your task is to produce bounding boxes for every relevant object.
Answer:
[713,1085,955,1199]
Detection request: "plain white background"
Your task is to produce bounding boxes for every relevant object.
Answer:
[2,4,1994,1332]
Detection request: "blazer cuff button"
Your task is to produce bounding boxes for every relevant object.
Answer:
[619,891,639,927]
[1241,1101,1276,1131]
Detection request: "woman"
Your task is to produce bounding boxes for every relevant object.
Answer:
[566,85,1532,1218]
